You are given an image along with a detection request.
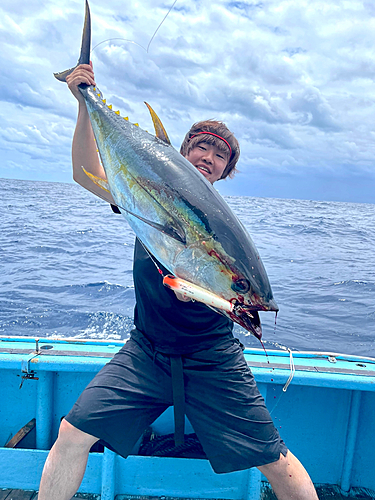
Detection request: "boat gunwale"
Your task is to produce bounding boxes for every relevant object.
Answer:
[0,337,375,391]
[1,336,375,364]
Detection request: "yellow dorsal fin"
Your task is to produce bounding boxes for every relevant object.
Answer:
[82,167,111,193]
[144,102,171,145]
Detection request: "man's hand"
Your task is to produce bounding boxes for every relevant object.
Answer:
[66,62,96,104]
[174,291,191,302]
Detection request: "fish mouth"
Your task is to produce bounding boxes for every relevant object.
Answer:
[230,298,278,340]
[231,305,263,340]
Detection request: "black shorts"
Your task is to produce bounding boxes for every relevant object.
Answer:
[66,330,287,474]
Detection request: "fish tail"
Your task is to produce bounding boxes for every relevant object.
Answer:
[53,0,91,82]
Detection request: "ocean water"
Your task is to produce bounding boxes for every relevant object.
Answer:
[1,178,374,357]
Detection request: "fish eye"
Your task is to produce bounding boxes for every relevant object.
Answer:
[231,278,251,294]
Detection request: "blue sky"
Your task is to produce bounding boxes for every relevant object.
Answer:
[1,0,375,203]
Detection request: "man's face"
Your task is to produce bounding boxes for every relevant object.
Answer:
[185,142,229,184]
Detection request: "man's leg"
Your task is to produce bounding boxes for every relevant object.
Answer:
[258,451,318,500]
[38,419,99,500]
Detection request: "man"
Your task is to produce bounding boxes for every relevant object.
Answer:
[38,63,318,500]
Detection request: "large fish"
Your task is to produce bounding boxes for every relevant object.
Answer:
[54,0,278,339]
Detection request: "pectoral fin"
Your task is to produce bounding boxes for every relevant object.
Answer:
[82,168,186,243]
[144,102,171,145]
[82,167,111,192]
[127,212,186,244]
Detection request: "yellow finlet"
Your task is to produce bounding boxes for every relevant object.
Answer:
[108,104,112,110]
[102,99,106,104]
[144,102,171,145]
[134,123,139,127]
[82,167,111,193]
[115,110,120,115]
[124,117,129,121]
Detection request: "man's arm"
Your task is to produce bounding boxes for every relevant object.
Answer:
[66,63,115,205]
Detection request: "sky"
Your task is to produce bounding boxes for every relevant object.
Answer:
[1,0,375,203]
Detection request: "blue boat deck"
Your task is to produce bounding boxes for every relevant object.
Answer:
[1,488,375,499]
[264,485,375,499]
[2,337,375,500]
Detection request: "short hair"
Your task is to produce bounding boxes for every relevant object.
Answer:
[180,120,240,179]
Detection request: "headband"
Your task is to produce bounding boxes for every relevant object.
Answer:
[190,132,232,157]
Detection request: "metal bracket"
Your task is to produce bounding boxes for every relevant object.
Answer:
[19,338,41,388]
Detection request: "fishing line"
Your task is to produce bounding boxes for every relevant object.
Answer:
[138,239,165,277]
[91,0,178,54]
[146,0,178,52]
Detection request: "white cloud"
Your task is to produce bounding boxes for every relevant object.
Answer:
[0,0,374,202]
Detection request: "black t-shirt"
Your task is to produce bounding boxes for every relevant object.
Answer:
[133,238,233,354]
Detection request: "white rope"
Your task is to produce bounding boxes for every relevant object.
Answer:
[282,348,295,392]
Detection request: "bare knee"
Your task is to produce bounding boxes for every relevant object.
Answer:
[57,419,99,451]
[258,451,307,483]
[258,452,289,478]
[258,451,318,499]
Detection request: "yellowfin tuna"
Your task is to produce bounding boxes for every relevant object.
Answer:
[54,0,278,339]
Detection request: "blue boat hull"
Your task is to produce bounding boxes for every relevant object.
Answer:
[1,336,375,498]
